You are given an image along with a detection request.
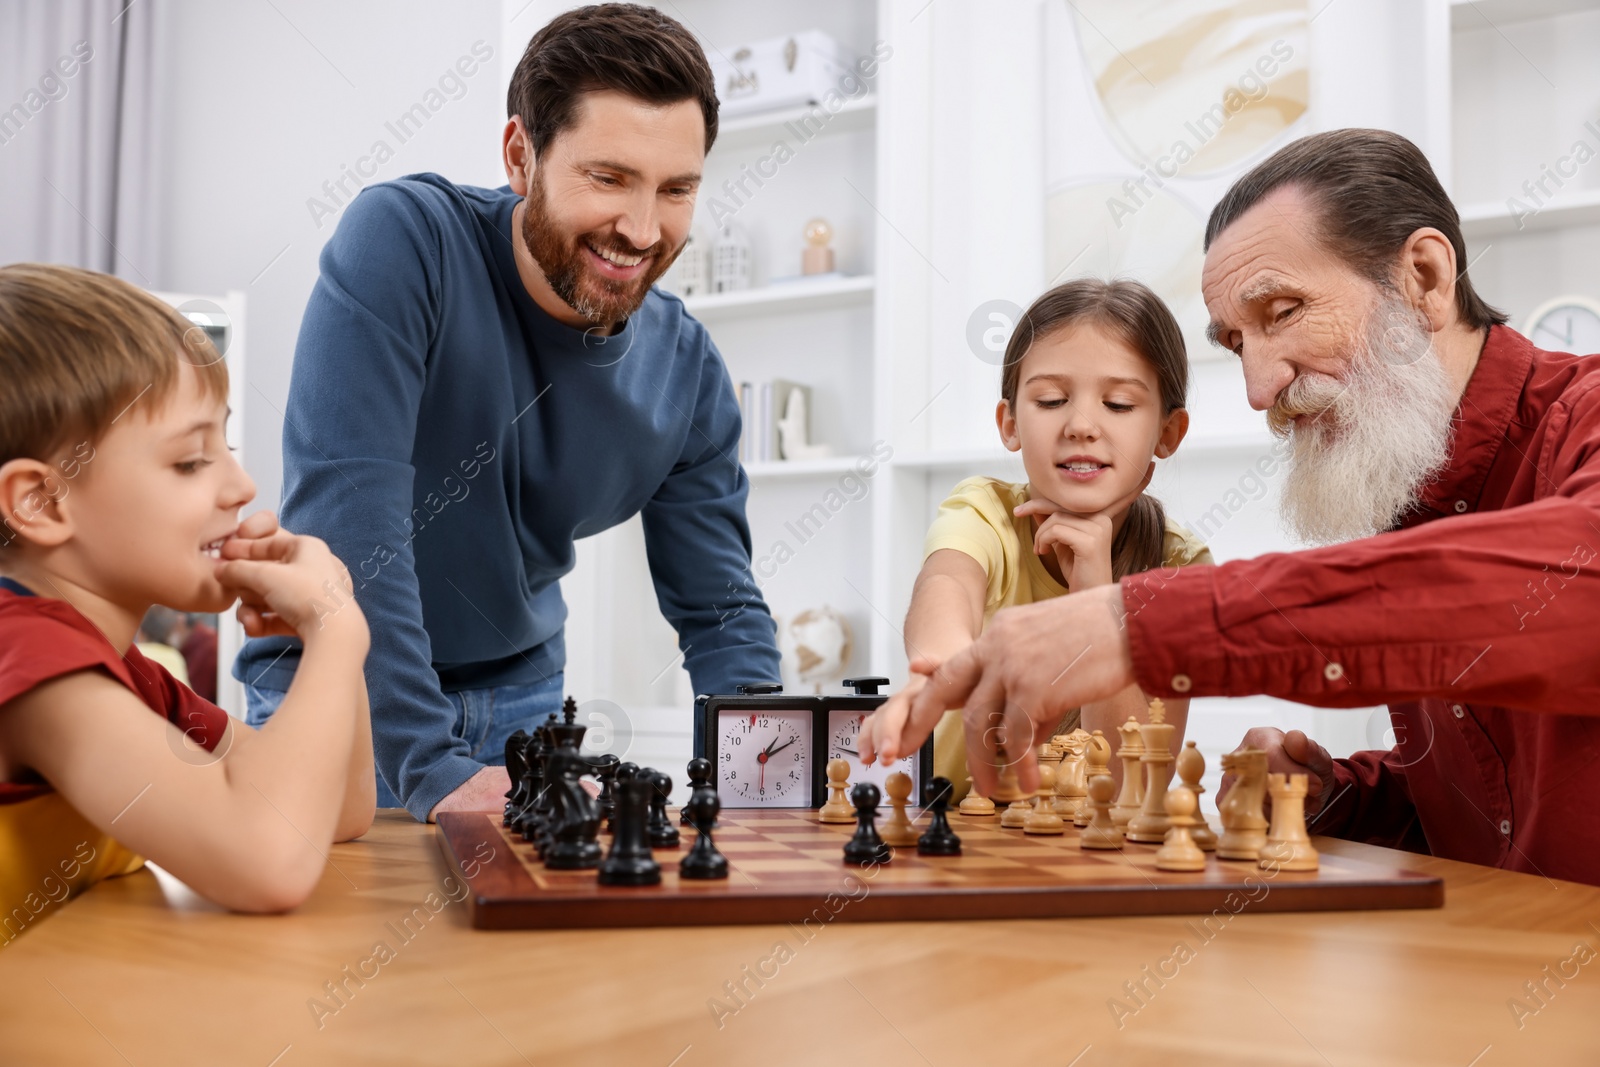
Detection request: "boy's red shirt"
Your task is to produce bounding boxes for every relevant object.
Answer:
[0,581,231,801]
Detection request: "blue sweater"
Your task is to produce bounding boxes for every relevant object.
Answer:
[235,174,781,820]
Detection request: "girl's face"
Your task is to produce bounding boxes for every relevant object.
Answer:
[997,322,1188,516]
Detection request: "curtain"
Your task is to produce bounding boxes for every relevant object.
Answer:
[0,0,167,282]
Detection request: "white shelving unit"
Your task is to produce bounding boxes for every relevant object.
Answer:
[1440,0,1600,334]
[680,273,874,321]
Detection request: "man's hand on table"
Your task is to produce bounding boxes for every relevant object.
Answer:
[427,765,512,822]
[1219,727,1336,817]
[860,583,1136,797]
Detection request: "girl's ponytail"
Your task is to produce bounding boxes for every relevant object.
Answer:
[1112,492,1166,581]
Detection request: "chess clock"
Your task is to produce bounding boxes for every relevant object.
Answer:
[696,678,934,808]
[1524,295,1600,356]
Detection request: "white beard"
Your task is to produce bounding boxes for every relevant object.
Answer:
[1270,293,1459,545]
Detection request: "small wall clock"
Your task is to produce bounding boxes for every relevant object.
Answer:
[1524,295,1600,356]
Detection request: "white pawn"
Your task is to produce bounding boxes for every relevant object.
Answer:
[1079,774,1124,850]
[880,771,920,846]
[818,758,854,823]
[1155,786,1206,871]
[1024,763,1065,835]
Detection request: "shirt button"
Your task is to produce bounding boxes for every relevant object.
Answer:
[1454,500,1468,513]
[1500,819,1511,836]
[1171,674,1192,692]
[1324,662,1344,681]
[1451,703,1465,719]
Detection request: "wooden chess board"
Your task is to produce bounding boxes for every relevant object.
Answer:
[436,809,1443,930]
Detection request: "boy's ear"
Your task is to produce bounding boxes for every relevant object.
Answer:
[1154,408,1190,459]
[995,400,1021,452]
[0,458,75,550]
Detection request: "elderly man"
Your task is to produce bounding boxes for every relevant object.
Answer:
[864,128,1600,886]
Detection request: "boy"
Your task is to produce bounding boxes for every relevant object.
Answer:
[0,263,373,929]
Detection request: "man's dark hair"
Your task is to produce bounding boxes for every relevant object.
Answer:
[507,3,719,159]
[1204,128,1507,330]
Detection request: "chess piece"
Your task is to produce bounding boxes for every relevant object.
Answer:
[818,758,855,823]
[843,782,893,866]
[1078,731,1112,828]
[598,772,661,886]
[1176,741,1217,851]
[991,761,1028,806]
[606,761,639,834]
[880,772,920,846]
[1126,699,1177,844]
[1079,774,1124,850]
[1024,762,1065,834]
[1111,717,1145,829]
[917,777,962,856]
[1155,786,1207,871]
[1259,773,1319,871]
[543,739,604,870]
[537,699,593,862]
[679,785,728,880]
[1060,736,1088,825]
[646,771,681,848]
[503,729,530,825]
[1217,748,1270,861]
[680,757,715,827]
[998,775,1033,829]
[959,777,996,817]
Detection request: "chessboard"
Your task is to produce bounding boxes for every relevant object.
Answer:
[436,808,1444,930]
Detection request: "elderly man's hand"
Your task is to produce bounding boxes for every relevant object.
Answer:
[1218,727,1337,817]
[879,584,1136,797]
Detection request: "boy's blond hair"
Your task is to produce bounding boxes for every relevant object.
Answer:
[0,264,230,549]
[0,262,230,466]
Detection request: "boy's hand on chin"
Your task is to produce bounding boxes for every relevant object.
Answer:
[213,511,367,646]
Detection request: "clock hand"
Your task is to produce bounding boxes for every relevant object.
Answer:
[836,746,860,757]
[766,737,798,757]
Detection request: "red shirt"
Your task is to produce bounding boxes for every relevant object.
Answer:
[0,584,231,804]
[180,623,219,704]
[1124,325,1600,885]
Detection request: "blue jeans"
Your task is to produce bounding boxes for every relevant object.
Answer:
[244,673,565,810]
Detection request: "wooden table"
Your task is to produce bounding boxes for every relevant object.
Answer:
[3,813,1598,1067]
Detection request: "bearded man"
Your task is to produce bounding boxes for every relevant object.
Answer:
[236,4,780,822]
[863,128,1600,885]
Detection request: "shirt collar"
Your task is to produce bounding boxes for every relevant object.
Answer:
[0,577,35,597]
[1410,324,1533,523]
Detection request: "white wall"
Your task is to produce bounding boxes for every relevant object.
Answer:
[158,0,508,515]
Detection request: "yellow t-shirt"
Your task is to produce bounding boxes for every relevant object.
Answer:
[922,476,1213,796]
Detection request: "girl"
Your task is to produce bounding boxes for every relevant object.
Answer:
[886,277,1211,799]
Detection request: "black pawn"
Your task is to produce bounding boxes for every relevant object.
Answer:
[607,762,638,834]
[917,776,962,856]
[594,757,620,831]
[598,773,660,886]
[647,771,680,848]
[681,757,717,827]
[843,782,892,866]
[679,788,728,880]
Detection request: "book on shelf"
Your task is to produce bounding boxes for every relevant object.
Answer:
[740,379,812,464]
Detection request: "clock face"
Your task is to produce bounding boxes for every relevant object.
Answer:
[1528,299,1600,356]
[827,708,916,791]
[716,709,811,807]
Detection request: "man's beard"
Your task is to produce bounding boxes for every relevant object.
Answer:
[520,171,681,327]
[1269,291,1459,545]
